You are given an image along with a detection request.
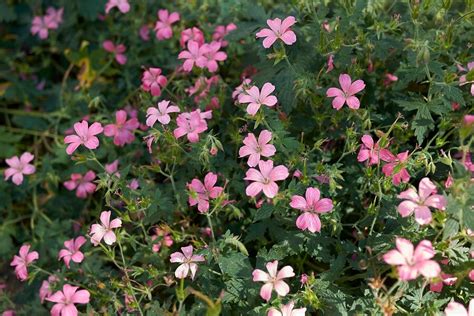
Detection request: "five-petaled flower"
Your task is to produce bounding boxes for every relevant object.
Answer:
[357,135,393,166]
[90,211,122,246]
[178,40,207,72]
[173,110,211,143]
[105,0,130,14]
[238,82,278,116]
[244,160,289,198]
[4,152,36,185]
[58,236,86,268]
[170,245,205,280]
[10,244,39,281]
[64,120,103,155]
[444,299,474,316]
[267,301,307,316]
[252,260,295,302]
[397,177,447,225]
[146,100,180,126]
[239,130,276,167]
[326,73,366,110]
[64,171,97,199]
[212,23,237,47]
[103,40,127,65]
[290,187,333,233]
[154,9,180,40]
[46,284,90,316]
[187,172,224,213]
[256,16,297,48]
[382,150,411,185]
[141,67,168,97]
[383,237,440,281]
[180,27,205,48]
[104,110,139,146]
[200,41,227,72]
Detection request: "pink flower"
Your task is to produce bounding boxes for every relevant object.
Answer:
[200,41,227,72]
[383,73,398,86]
[44,7,63,29]
[154,9,180,40]
[357,135,393,166]
[383,237,441,281]
[146,100,180,126]
[178,40,207,72]
[2,311,15,316]
[90,211,122,246]
[382,151,411,185]
[267,301,307,316]
[139,25,150,41]
[459,61,474,96]
[444,299,474,316]
[445,173,454,189]
[64,171,97,199]
[397,177,447,225]
[10,245,39,281]
[326,74,366,110]
[430,273,457,292]
[46,284,90,316]
[212,23,237,47]
[40,275,58,303]
[464,114,474,125]
[151,228,173,252]
[469,270,474,282]
[58,236,86,268]
[170,245,205,280]
[141,67,167,97]
[233,78,252,100]
[173,110,210,143]
[256,16,297,48]
[187,172,224,213]
[127,179,139,190]
[104,110,139,146]
[105,160,120,177]
[4,152,35,185]
[31,16,49,39]
[103,40,127,65]
[244,160,289,198]
[326,54,334,73]
[290,187,333,233]
[105,0,130,14]
[180,27,204,48]
[64,120,103,155]
[252,260,295,301]
[238,82,278,116]
[239,130,276,167]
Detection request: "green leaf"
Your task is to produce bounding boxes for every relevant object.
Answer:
[253,204,273,222]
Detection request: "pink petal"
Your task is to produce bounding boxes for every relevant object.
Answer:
[331,96,346,110]
[269,165,289,181]
[273,280,290,296]
[252,269,270,282]
[383,249,406,265]
[246,182,263,197]
[280,30,297,45]
[414,206,432,225]
[276,265,295,279]
[418,177,437,200]
[416,260,441,278]
[346,96,360,109]
[413,240,435,262]
[262,182,279,198]
[395,237,414,260]
[71,289,90,304]
[175,263,189,279]
[290,195,307,210]
[326,87,344,98]
[338,74,352,92]
[262,35,278,48]
[260,282,273,301]
[397,200,417,217]
[348,79,366,95]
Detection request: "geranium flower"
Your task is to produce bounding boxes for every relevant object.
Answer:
[200,41,227,72]
[58,236,86,268]
[357,135,393,166]
[170,245,205,280]
[187,172,224,213]
[10,245,39,281]
[382,151,411,185]
[178,40,207,72]
[244,160,289,198]
[64,120,103,155]
[256,16,297,48]
[238,82,278,116]
[31,16,49,39]
[151,227,173,252]
[44,7,63,29]
[290,187,333,233]
[141,67,167,97]
[383,237,440,281]
[326,54,334,73]
[64,171,97,199]
[173,110,210,143]
[252,260,295,301]
[103,40,127,65]
[105,160,120,177]
[239,130,276,167]
[326,73,366,110]
[154,9,180,40]
[232,78,252,100]
[444,299,473,316]
[40,275,58,303]
[267,301,307,316]
[146,100,180,126]
[180,27,205,48]
[429,273,457,292]
[459,61,474,96]
[104,110,139,146]
[397,177,447,225]
[89,211,122,246]
[105,0,130,14]
[46,284,90,316]
[212,23,237,47]
[4,152,36,185]
[139,25,150,41]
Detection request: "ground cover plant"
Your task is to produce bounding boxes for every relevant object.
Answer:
[0,0,473,315]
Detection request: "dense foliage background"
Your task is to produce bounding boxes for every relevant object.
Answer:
[0,0,473,315]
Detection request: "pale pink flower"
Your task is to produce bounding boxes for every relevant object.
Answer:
[64,120,103,155]
[105,160,120,177]
[187,172,223,213]
[290,187,333,233]
[104,110,139,146]
[326,54,334,73]
[58,236,86,268]
[144,134,155,153]
[141,67,167,97]
[464,114,474,125]
[146,100,180,126]
[238,82,278,116]
[300,274,308,285]
[64,171,97,199]
[200,41,227,72]
[357,135,393,166]
[44,7,63,29]
[170,245,205,280]
[382,151,411,185]
[239,130,276,167]
[212,23,237,47]
[267,301,307,316]
[326,74,366,110]
[154,9,180,40]
[232,78,252,100]
[4,152,35,185]
[252,260,295,301]
[180,27,204,48]
[105,0,130,14]
[173,110,209,143]
[445,173,454,189]
[430,273,457,292]
[40,275,58,303]
[10,245,38,281]
[397,177,447,225]
[46,284,90,316]
[151,228,173,252]
[90,211,122,246]
[469,270,474,282]
[103,40,127,65]
[444,299,474,316]
[322,21,331,32]
[127,179,139,190]
[256,16,297,48]
[178,40,207,72]
[383,237,441,281]
[459,61,474,96]
[244,160,289,198]
[31,16,49,39]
